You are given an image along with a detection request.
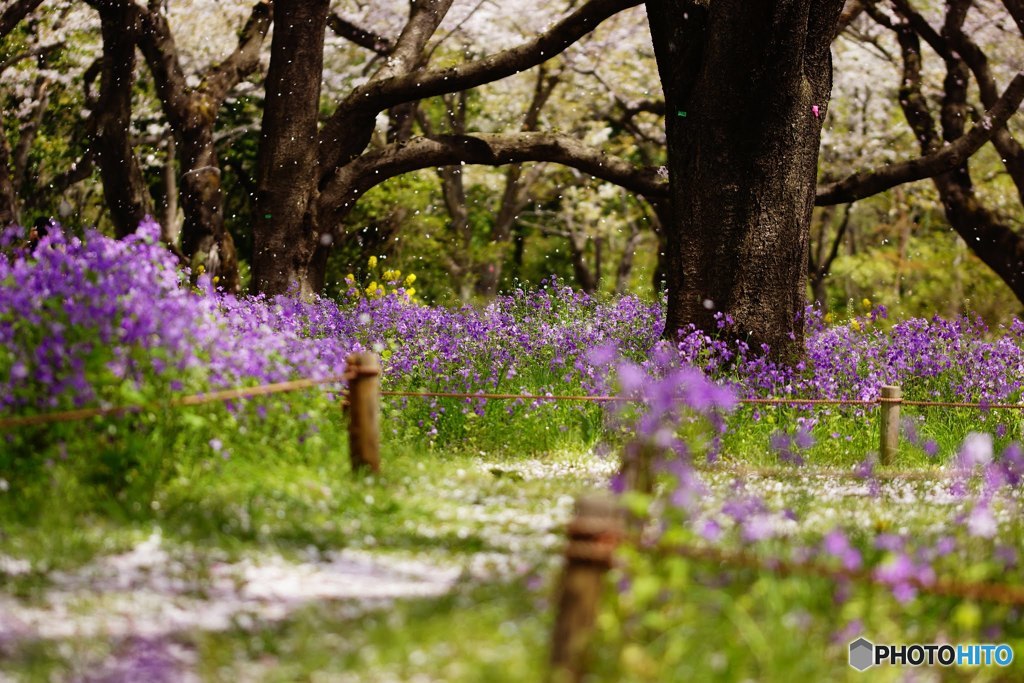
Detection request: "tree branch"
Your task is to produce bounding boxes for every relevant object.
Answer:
[137,4,192,126]
[0,0,43,39]
[816,70,1024,204]
[1004,0,1024,36]
[89,0,154,236]
[373,0,453,81]
[327,12,392,54]
[0,43,61,75]
[942,0,1024,201]
[835,0,866,37]
[318,0,640,175]
[320,132,666,221]
[890,0,950,59]
[12,76,49,195]
[336,0,638,117]
[203,2,272,106]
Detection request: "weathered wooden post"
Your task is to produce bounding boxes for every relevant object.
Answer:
[879,384,901,466]
[346,351,380,474]
[549,494,624,683]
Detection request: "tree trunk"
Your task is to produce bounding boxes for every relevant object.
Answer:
[438,165,474,299]
[474,165,524,297]
[94,2,152,238]
[180,125,239,291]
[0,133,16,226]
[567,221,599,295]
[252,0,330,297]
[615,222,642,295]
[646,196,670,294]
[647,0,844,361]
[162,133,179,244]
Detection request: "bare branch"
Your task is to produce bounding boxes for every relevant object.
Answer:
[12,76,49,194]
[1004,0,1024,36]
[136,4,192,126]
[890,0,951,58]
[327,12,392,54]
[942,0,1024,201]
[203,2,272,106]
[42,151,95,199]
[0,43,60,75]
[835,0,866,37]
[0,0,43,39]
[816,70,1024,204]
[318,0,640,174]
[321,132,666,221]
[341,0,639,115]
[373,0,454,80]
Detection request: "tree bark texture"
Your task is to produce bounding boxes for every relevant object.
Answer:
[252,0,330,297]
[138,2,270,291]
[647,0,845,361]
[0,134,15,225]
[93,1,152,238]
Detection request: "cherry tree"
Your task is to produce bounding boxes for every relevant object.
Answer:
[3,0,1023,356]
[818,0,1024,304]
[252,0,663,297]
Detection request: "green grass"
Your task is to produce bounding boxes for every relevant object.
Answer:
[3,389,1024,681]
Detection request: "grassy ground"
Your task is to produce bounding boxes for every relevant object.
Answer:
[0,395,611,681]
[2,394,1024,681]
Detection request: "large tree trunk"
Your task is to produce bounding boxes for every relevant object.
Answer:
[94,1,152,238]
[647,0,844,361]
[252,0,330,297]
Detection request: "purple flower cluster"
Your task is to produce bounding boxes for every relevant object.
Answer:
[669,308,1024,403]
[0,220,352,414]
[6,223,1022,431]
[603,350,1024,609]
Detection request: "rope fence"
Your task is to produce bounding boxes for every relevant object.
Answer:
[0,374,349,430]
[655,541,1024,606]
[380,389,1024,410]
[5,354,1024,469]
[5,353,1024,678]
[549,492,1024,681]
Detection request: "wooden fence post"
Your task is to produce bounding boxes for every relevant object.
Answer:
[346,352,381,474]
[879,384,901,466]
[619,444,655,496]
[549,494,624,683]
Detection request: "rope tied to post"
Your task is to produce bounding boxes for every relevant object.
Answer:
[565,517,624,568]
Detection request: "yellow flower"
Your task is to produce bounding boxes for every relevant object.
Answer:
[368,255,378,269]
[850,319,861,332]
[404,274,416,286]
[344,273,355,283]
[862,298,872,309]
[367,281,378,294]
[212,276,220,284]
[196,264,205,274]
[823,312,833,324]
[406,287,416,298]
